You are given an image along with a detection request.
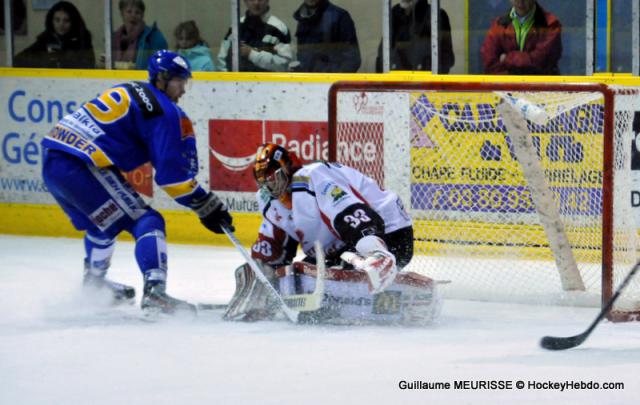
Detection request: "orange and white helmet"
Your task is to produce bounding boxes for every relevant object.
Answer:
[253,143,301,198]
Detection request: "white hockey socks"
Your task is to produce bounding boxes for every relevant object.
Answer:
[84,234,116,276]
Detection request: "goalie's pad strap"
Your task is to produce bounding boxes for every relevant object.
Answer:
[275,261,434,289]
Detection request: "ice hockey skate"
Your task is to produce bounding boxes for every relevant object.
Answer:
[141,282,196,317]
[83,260,135,304]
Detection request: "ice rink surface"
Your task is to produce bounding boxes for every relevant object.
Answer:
[1,235,639,405]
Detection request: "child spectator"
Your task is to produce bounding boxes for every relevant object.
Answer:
[174,20,216,72]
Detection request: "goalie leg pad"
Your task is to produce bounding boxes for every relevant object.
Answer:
[277,264,442,326]
[224,263,278,322]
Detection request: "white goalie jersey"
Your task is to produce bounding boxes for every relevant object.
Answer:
[227,161,441,325]
[254,161,412,263]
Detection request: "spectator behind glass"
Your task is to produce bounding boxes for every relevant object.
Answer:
[217,0,292,72]
[174,20,216,72]
[480,0,562,75]
[291,0,361,72]
[14,1,94,68]
[375,0,454,73]
[113,0,168,70]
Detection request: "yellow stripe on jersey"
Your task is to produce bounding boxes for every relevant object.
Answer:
[46,126,114,167]
[88,148,113,167]
[161,178,199,199]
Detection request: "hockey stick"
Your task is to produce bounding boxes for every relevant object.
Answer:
[282,244,325,311]
[196,303,228,311]
[540,260,640,350]
[222,226,326,322]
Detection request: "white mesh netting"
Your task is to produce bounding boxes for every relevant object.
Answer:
[333,84,640,318]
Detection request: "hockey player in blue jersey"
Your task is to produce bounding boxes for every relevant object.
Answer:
[41,50,233,315]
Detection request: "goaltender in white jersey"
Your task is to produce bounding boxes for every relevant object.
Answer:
[254,143,413,292]
[224,144,441,325]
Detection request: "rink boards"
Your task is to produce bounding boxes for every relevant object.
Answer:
[1,68,639,246]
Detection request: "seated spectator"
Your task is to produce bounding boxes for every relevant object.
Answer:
[14,1,94,68]
[375,0,455,73]
[480,0,562,75]
[112,0,167,70]
[174,20,216,72]
[217,0,292,72]
[292,0,361,73]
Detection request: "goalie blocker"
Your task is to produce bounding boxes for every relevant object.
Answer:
[224,261,442,326]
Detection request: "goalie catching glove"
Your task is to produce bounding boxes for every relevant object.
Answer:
[341,235,398,294]
[191,192,234,234]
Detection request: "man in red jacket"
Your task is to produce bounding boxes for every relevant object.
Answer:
[480,0,561,75]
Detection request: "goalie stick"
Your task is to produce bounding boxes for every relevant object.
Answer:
[282,250,326,312]
[196,303,228,311]
[540,260,640,350]
[222,226,325,323]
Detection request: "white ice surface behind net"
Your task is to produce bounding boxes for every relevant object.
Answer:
[1,235,639,405]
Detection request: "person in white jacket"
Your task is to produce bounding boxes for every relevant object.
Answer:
[217,0,293,72]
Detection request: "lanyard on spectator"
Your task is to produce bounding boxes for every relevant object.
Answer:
[510,6,535,51]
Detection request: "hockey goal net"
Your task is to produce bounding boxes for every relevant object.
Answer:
[328,81,640,322]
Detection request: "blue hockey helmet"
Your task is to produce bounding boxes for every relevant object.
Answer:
[147,50,192,83]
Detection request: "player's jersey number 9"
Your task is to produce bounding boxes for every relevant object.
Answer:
[84,88,131,124]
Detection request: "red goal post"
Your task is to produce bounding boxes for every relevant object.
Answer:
[328,81,640,322]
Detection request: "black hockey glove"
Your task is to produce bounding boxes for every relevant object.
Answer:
[191,192,234,234]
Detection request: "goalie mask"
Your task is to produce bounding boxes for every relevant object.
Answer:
[253,144,300,198]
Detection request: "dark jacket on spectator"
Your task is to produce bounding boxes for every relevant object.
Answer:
[14,1,94,69]
[480,2,562,75]
[376,0,455,73]
[292,0,361,73]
